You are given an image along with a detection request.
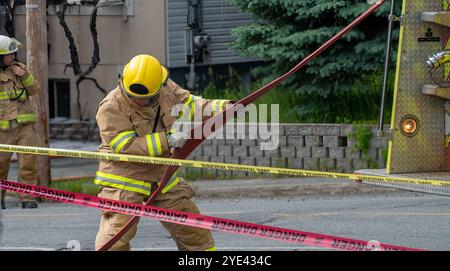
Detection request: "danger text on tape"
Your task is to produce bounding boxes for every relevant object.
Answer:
[0,180,423,251]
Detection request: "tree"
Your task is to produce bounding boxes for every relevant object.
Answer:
[230,0,398,123]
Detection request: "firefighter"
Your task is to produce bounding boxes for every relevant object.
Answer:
[0,35,40,209]
[95,54,230,251]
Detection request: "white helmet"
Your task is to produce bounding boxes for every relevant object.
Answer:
[0,35,22,55]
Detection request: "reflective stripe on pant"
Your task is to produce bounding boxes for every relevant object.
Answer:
[0,122,38,202]
[95,180,215,251]
[94,172,181,196]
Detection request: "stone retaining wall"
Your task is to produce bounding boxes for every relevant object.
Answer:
[50,120,389,176]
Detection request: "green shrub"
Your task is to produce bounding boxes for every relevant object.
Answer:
[226,0,398,124]
[193,69,394,124]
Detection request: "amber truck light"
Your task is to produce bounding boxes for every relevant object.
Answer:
[400,115,420,137]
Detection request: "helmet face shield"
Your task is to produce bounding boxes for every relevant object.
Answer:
[121,55,169,98]
[8,41,17,52]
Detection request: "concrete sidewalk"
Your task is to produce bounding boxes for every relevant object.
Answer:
[2,175,406,209]
[191,177,406,199]
[4,155,407,206]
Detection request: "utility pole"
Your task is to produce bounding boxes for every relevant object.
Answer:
[26,0,51,187]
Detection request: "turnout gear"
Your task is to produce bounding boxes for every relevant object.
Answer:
[95,183,217,251]
[0,62,38,122]
[95,56,229,250]
[120,55,169,98]
[0,122,38,204]
[0,36,39,207]
[94,79,229,193]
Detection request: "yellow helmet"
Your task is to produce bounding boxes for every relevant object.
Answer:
[121,54,169,98]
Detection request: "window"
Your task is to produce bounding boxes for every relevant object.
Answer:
[48,79,71,118]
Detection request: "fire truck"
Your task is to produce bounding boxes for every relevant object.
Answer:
[357,0,450,196]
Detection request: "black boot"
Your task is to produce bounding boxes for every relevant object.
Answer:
[22,201,38,209]
[1,189,5,209]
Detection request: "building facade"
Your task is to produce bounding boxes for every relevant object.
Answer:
[2,0,257,120]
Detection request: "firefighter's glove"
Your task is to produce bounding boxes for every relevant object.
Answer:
[167,131,188,149]
[12,64,26,77]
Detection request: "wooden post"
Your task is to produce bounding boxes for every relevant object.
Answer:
[25,0,51,186]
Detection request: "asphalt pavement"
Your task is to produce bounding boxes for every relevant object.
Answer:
[1,193,448,251]
[2,140,447,251]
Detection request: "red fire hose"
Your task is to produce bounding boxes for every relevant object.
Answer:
[97,0,386,251]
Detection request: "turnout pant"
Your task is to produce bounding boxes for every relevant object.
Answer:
[95,180,216,251]
[0,122,38,202]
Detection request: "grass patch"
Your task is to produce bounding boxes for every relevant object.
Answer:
[51,177,98,195]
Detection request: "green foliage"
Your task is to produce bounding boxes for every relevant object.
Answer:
[195,70,393,123]
[294,70,394,123]
[348,125,379,169]
[193,69,301,123]
[381,147,388,163]
[178,168,218,181]
[229,0,399,123]
[349,125,373,155]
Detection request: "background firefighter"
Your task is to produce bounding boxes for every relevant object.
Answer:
[0,35,40,209]
[95,54,230,251]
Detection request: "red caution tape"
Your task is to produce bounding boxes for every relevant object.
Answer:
[0,180,423,251]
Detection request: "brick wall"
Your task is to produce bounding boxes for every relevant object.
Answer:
[50,120,389,176]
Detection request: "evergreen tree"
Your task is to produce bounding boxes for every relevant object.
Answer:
[230,0,399,123]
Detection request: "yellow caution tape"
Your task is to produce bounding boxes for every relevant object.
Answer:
[0,144,449,187]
